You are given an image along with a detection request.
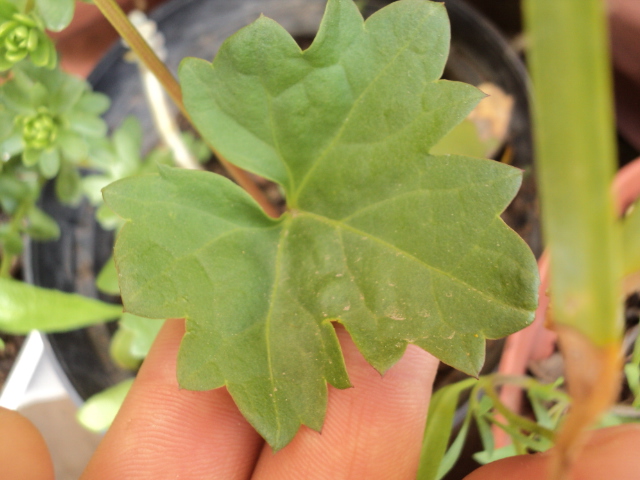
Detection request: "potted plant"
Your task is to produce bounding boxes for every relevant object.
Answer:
[27,0,537,425]
[6,0,622,478]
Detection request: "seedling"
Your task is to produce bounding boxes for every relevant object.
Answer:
[104,0,538,449]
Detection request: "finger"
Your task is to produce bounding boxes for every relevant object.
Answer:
[0,407,54,480]
[252,326,439,480]
[465,424,640,480]
[81,318,263,480]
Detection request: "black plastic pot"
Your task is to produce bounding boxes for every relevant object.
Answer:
[28,0,536,403]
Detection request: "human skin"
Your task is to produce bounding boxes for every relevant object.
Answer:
[80,319,439,479]
[2,318,640,479]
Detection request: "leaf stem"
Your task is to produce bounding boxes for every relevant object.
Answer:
[92,0,280,218]
[0,199,30,278]
[483,377,556,441]
[0,250,11,278]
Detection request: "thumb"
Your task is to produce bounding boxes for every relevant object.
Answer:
[465,424,640,480]
[0,407,54,480]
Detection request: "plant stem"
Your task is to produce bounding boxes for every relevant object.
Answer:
[0,199,30,278]
[524,0,623,477]
[483,379,556,442]
[23,0,35,13]
[92,0,280,218]
[0,249,12,278]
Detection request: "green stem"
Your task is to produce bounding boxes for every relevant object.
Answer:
[23,0,35,13]
[0,250,11,278]
[92,0,279,218]
[524,0,621,345]
[0,199,30,278]
[483,378,556,441]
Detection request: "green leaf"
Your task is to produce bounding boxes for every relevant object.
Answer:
[109,327,142,370]
[37,147,60,178]
[0,278,122,333]
[75,91,110,115]
[111,116,143,178]
[96,255,120,295]
[35,0,75,31]
[55,159,82,205]
[118,313,164,359]
[76,378,133,433]
[57,130,87,161]
[24,204,59,240]
[417,378,476,480]
[437,401,474,479]
[67,111,107,138]
[47,72,85,113]
[105,0,538,449]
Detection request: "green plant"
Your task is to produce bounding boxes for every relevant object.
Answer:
[0,0,197,367]
[0,0,128,336]
[100,0,538,451]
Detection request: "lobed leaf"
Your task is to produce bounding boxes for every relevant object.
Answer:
[105,0,538,449]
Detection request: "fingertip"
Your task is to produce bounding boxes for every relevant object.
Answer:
[82,318,263,480]
[465,425,640,480]
[0,407,54,480]
[252,326,440,479]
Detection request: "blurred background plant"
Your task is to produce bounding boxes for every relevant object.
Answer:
[0,0,208,430]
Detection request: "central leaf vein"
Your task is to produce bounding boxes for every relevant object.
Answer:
[292,8,436,204]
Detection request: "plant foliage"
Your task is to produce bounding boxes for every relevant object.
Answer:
[104,0,538,449]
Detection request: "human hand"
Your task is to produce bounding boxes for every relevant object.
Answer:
[6,318,640,479]
[79,319,438,479]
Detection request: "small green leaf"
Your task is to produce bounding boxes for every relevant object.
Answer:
[0,133,23,158]
[437,403,474,479]
[417,378,476,480]
[55,159,82,204]
[48,72,85,113]
[96,255,120,295]
[94,203,120,231]
[75,91,110,115]
[112,116,142,177]
[67,111,107,137]
[37,147,60,178]
[57,130,87,161]
[119,313,164,359]
[35,0,75,32]
[76,378,133,433]
[22,147,41,166]
[109,327,141,370]
[475,412,495,456]
[0,278,122,333]
[24,204,59,240]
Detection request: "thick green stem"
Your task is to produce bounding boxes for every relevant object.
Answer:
[525,1,623,477]
[92,0,279,218]
[524,0,621,344]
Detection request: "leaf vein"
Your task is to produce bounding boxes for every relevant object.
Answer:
[301,211,529,314]
[293,8,436,203]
